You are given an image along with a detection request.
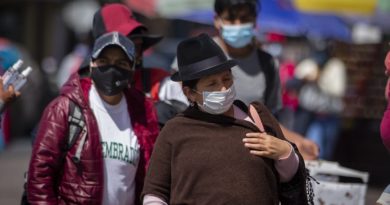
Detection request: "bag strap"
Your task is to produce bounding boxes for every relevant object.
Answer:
[67,100,87,164]
[257,49,275,106]
[22,100,87,203]
[249,104,265,133]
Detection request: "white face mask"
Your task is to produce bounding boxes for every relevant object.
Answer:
[196,85,236,115]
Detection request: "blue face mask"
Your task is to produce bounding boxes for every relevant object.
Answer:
[220,22,254,48]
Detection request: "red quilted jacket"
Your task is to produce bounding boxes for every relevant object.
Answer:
[27,73,159,204]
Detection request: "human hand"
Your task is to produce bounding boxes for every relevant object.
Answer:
[0,78,21,105]
[295,138,319,160]
[243,132,292,160]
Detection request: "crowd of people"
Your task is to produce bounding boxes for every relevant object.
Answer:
[0,0,388,204]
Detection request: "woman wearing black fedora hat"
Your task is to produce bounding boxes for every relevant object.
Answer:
[141,34,310,205]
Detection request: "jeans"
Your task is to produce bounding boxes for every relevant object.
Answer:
[306,115,340,160]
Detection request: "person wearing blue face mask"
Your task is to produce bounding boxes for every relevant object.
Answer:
[219,21,255,48]
[142,33,311,205]
[211,0,320,160]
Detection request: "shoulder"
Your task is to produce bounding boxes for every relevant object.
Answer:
[44,96,70,115]
[162,114,188,129]
[250,101,270,116]
[158,114,192,138]
[250,102,278,126]
[256,48,273,60]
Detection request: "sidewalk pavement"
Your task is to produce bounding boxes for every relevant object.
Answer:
[0,138,385,204]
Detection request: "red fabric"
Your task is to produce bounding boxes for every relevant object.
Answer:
[101,3,146,36]
[279,61,299,110]
[27,73,159,204]
[125,0,157,17]
[266,32,286,43]
[133,67,170,101]
[381,99,390,152]
[381,54,390,151]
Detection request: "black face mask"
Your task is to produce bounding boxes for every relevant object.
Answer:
[91,65,132,96]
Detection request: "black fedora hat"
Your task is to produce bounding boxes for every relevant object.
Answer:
[171,33,237,82]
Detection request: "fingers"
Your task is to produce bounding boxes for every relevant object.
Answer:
[245,132,267,138]
[244,141,266,150]
[249,150,269,157]
[243,136,263,144]
[243,133,268,149]
[8,84,15,93]
[1,85,18,104]
[8,85,17,100]
[243,132,291,160]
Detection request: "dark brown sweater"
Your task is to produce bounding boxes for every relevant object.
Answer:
[142,102,302,205]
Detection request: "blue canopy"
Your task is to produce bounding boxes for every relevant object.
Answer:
[173,0,351,41]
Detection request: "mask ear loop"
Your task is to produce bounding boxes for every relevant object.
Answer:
[218,18,229,32]
[191,89,203,107]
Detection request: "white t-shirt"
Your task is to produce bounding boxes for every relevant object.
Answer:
[89,85,140,205]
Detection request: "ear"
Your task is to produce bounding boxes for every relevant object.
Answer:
[183,86,196,103]
[214,15,222,31]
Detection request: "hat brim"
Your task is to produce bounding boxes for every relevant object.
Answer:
[92,42,134,62]
[131,34,163,50]
[171,59,237,82]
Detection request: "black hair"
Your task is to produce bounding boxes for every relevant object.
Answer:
[182,78,200,90]
[128,27,147,37]
[214,0,259,17]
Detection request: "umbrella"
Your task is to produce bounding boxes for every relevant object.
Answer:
[258,0,304,36]
[166,0,351,41]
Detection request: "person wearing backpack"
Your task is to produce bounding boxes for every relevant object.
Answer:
[27,32,159,205]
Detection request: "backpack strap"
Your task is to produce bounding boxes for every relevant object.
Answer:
[22,100,87,203]
[67,100,87,164]
[257,49,275,106]
[249,104,265,133]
